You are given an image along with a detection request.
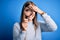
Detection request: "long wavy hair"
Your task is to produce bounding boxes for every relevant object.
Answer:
[20,1,38,31]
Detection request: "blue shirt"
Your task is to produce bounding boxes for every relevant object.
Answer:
[13,13,57,40]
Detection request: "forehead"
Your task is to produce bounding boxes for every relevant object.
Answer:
[24,7,33,11]
[24,4,33,9]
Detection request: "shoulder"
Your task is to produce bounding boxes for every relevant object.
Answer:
[13,22,20,30]
[14,22,20,26]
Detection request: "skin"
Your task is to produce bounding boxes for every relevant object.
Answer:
[22,4,45,31]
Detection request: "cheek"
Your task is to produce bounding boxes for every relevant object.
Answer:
[24,11,31,16]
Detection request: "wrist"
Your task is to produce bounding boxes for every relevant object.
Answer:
[38,9,44,14]
[39,11,45,15]
[40,12,45,15]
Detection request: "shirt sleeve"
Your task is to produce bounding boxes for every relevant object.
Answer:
[38,13,57,32]
[13,22,26,40]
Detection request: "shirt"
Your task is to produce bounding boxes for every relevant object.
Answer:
[13,13,57,40]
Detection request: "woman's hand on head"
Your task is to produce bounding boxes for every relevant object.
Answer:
[29,5,44,15]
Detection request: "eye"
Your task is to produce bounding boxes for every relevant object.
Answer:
[26,9,30,11]
[25,9,29,11]
[25,8,34,12]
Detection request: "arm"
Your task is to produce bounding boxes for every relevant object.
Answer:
[39,13,57,32]
[28,5,57,32]
[13,22,26,40]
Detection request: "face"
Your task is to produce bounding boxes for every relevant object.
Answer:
[24,6,35,17]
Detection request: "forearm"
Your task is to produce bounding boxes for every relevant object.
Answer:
[41,13,57,31]
[37,8,45,15]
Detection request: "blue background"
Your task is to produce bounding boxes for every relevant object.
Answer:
[0,0,60,40]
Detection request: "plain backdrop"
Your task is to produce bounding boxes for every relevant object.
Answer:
[0,0,60,40]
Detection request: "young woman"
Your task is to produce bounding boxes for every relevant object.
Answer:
[13,1,57,40]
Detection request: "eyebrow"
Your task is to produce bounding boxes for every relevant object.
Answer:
[27,6,33,10]
[25,7,35,12]
[25,7,30,10]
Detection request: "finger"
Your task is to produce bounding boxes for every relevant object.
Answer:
[24,19,28,23]
[28,13,35,20]
[24,16,28,23]
[28,5,34,10]
[28,5,37,12]
[32,12,35,17]
[30,12,35,18]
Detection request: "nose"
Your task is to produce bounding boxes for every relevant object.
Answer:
[29,11,33,16]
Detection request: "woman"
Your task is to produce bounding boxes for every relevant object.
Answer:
[13,1,57,40]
